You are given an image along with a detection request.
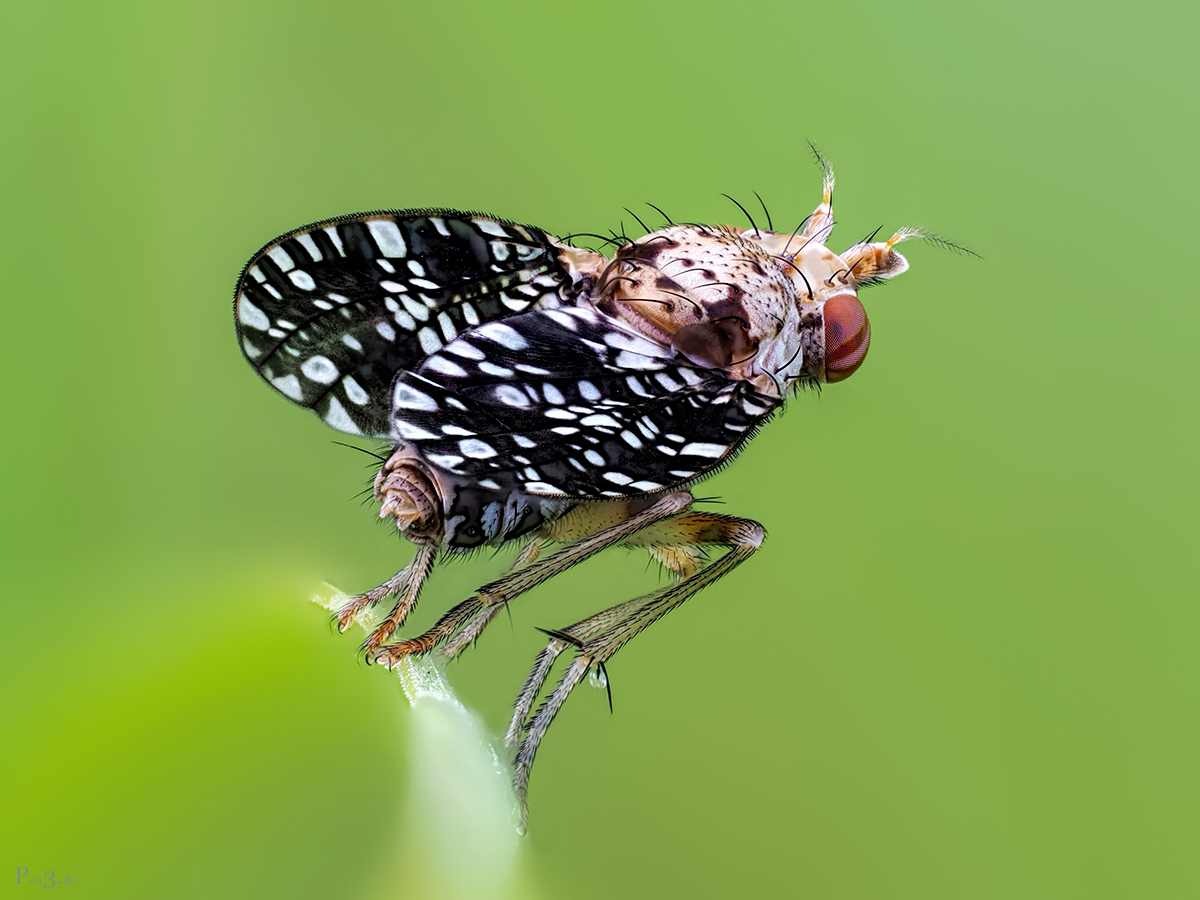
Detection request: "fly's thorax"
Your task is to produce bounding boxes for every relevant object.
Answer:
[589,225,801,385]
[376,446,572,550]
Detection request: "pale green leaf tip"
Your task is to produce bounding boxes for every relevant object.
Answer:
[313,586,526,897]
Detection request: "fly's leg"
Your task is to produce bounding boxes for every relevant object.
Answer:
[507,512,764,826]
[372,491,694,667]
[332,543,437,658]
[434,534,553,658]
[504,511,746,751]
[438,497,689,660]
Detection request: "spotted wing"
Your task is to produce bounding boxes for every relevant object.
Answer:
[390,307,781,498]
[234,210,573,437]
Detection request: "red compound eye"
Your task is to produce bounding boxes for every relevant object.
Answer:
[823,294,870,383]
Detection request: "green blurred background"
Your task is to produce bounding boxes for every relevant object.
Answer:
[3,0,1197,896]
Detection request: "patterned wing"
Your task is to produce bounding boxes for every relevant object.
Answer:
[234,210,573,437]
[390,307,781,498]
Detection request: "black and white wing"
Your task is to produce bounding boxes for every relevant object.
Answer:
[234,210,573,437]
[390,307,781,498]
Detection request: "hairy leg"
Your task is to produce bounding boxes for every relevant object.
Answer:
[507,512,765,825]
[372,491,694,667]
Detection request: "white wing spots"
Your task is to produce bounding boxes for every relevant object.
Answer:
[544,408,576,420]
[516,364,551,375]
[665,433,686,442]
[237,295,270,330]
[656,445,678,456]
[248,265,266,283]
[490,240,511,261]
[322,226,346,256]
[581,414,621,430]
[394,383,439,411]
[275,319,296,330]
[284,346,300,357]
[655,371,682,391]
[418,326,441,355]
[268,327,286,339]
[474,218,509,238]
[459,439,498,459]
[551,426,580,435]
[323,396,361,434]
[584,450,605,466]
[263,283,282,300]
[267,245,295,271]
[604,330,660,354]
[242,339,262,359]
[577,380,601,400]
[376,321,397,341]
[513,434,537,449]
[678,367,704,386]
[524,481,566,495]
[494,385,529,408]
[313,298,333,310]
[543,384,565,405]
[426,356,467,377]
[681,442,727,458]
[445,397,467,410]
[328,292,350,304]
[462,303,481,326]
[620,430,644,449]
[670,469,696,478]
[342,375,370,405]
[270,373,303,400]
[475,322,528,350]
[402,294,430,322]
[377,258,395,274]
[394,308,416,330]
[544,309,579,331]
[500,293,528,311]
[630,480,664,492]
[301,355,339,384]
[437,311,457,342]
[446,340,485,360]
[478,478,501,490]
[407,260,426,276]
[341,334,363,351]
[412,278,441,290]
[427,453,465,470]
[441,424,475,436]
[615,350,662,370]
[380,280,407,293]
[603,471,633,486]
[396,420,439,440]
[479,361,514,377]
[430,217,451,237]
[296,232,322,262]
[367,219,407,257]
[288,269,316,291]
